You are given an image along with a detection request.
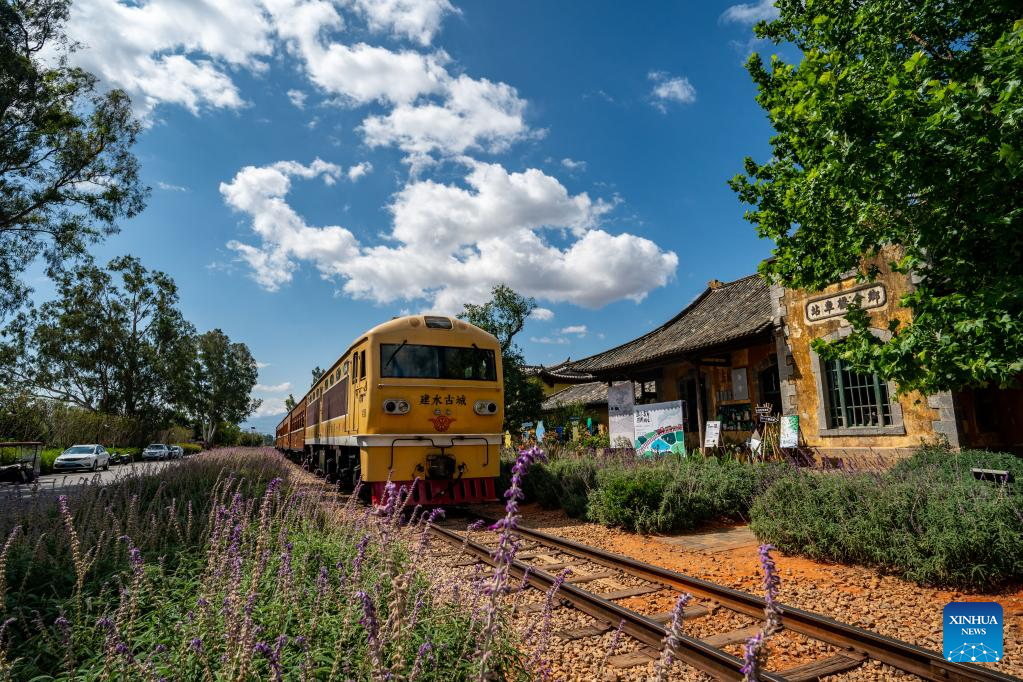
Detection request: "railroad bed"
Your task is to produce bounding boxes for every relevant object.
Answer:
[427,516,1020,682]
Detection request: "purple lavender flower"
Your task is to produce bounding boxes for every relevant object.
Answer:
[410,641,433,681]
[653,592,691,682]
[190,637,203,654]
[353,534,370,583]
[742,544,783,681]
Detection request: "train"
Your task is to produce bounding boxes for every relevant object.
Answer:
[275,315,503,505]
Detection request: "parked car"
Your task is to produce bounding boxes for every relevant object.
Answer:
[53,444,110,472]
[142,444,170,460]
[169,445,184,459]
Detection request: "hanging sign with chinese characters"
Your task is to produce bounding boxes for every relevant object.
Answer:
[804,284,887,323]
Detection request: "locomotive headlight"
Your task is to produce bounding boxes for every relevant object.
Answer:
[473,400,499,415]
[383,398,410,414]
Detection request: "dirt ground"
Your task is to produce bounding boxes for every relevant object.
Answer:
[471,501,1023,680]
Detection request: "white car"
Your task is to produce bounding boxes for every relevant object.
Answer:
[53,445,110,472]
[142,444,170,460]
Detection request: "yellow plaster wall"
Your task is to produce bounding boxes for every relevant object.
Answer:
[780,257,939,451]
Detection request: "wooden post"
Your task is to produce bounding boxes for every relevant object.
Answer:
[694,363,705,451]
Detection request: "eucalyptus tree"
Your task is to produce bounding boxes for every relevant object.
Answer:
[177,329,260,445]
[0,0,145,323]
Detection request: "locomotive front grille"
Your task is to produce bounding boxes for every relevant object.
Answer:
[426,453,456,480]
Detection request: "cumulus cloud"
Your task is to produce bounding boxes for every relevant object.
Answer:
[67,0,273,117]
[350,0,459,45]
[648,71,696,111]
[720,0,779,24]
[223,158,678,311]
[347,161,373,180]
[560,325,587,335]
[253,397,289,417]
[254,381,292,392]
[529,307,555,321]
[561,158,587,172]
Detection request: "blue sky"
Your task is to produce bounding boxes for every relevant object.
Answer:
[55,0,787,432]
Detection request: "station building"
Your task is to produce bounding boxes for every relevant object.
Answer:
[539,260,1023,465]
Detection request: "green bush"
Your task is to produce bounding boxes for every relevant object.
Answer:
[174,442,203,455]
[525,457,600,518]
[40,448,61,474]
[586,461,676,533]
[751,448,1023,589]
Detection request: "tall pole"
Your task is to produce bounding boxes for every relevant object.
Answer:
[694,363,705,450]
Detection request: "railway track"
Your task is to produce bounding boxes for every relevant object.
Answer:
[428,516,1021,682]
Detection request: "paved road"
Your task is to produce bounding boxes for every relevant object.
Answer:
[4,460,177,496]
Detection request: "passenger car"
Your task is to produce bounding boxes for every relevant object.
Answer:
[53,444,110,472]
[142,444,170,460]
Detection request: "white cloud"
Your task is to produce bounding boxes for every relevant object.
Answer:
[530,336,569,345]
[287,89,308,108]
[256,361,272,368]
[221,158,359,291]
[720,0,779,24]
[223,158,678,312]
[253,397,289,417]
[361,74,532,156]
[350,0,459,45]
[560,325,587,336]
[254,381,292,392]
[67,0,273,117]
[561,158,587,172]
[529,307,555,321]
[648,71,696,111]
[157,181,189,192]
[347,161,373,181]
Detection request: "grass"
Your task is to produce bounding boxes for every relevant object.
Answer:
[0,448,522,680]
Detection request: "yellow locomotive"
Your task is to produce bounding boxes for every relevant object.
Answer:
[275,315,503,505]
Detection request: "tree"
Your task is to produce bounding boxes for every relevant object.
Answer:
[458,285,545,431]
[284,393,296,411]
[310,366,324,385]
[730,3,1023,394]
[11,256,191,418]
[178,329,260,446]
[0,0,146,323]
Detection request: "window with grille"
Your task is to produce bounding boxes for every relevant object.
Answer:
[823,358,892,428]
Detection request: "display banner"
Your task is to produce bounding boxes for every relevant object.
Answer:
[608,382,636,447]
[780,415,799,448]
[634,400,686,456]
[704,420,721,448]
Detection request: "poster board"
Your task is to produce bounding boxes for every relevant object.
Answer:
[634,400,686,456]
[608,382,635,447]
[780,415,799,448]
[704,420,721,448]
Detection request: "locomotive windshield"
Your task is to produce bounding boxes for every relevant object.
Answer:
[380,343,497,381]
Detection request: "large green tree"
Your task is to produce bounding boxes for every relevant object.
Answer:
[0,0,145,322]
[458,285,545,431]
[731,2,1023,394]
[177,329,260,445]
[11,256,191,418]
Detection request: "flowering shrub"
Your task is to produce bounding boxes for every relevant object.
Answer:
[0,448,520,680]
[750,447,1023,588]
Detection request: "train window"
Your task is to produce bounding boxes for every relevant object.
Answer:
[379,343,497,381]
[353,353,359,379]
[343,362,349,376]
[360,350,366,379]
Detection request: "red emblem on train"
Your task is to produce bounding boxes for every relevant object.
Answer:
[428,415,456,432]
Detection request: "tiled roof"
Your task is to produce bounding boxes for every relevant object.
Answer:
[557,274,773,376]
[541,381,640,410]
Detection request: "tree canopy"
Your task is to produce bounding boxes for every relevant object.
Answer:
[458,285,545,431]
[730,2,1023,394]
[0,0,146,322]
[177,329,260,445]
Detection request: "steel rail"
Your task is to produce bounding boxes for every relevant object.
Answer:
[427,523,788,682]
[473,518,1019,682]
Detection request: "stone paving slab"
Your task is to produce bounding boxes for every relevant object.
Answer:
[654,525,759,553]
